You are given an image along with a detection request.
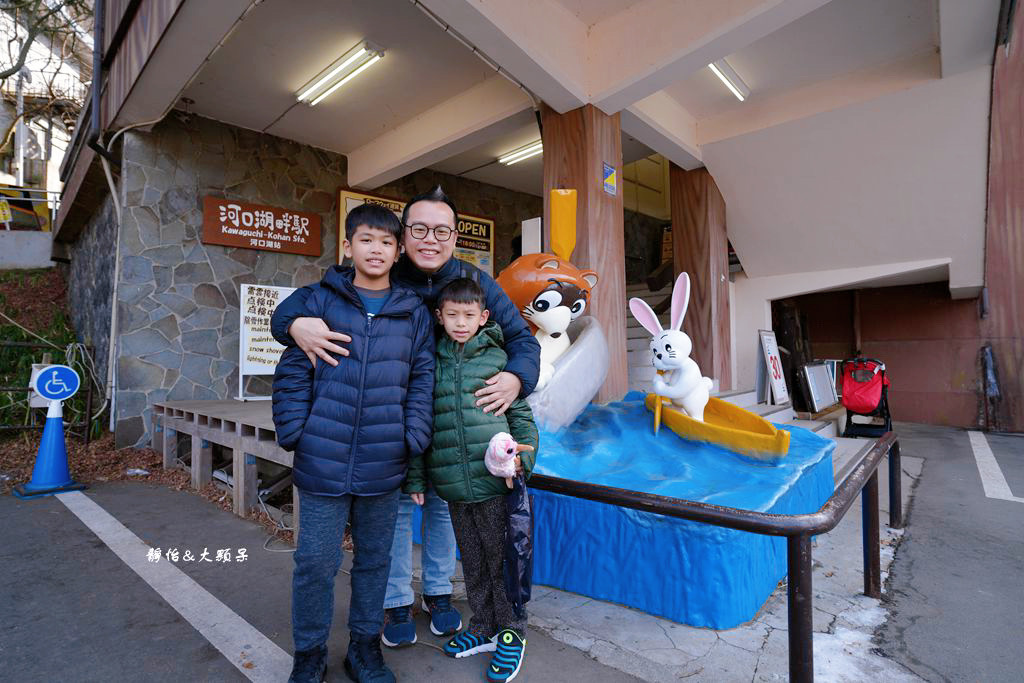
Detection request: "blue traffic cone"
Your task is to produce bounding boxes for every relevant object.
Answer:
[13,400,86,499]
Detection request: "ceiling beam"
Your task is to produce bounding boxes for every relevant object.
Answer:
[346,76,533,189]
[938,0,1001,78]
[416,0,587,112]
[620,92,702,170]
[112,0,255,128]
[588,0,833,114]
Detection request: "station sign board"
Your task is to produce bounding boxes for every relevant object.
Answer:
[201,197,322,256]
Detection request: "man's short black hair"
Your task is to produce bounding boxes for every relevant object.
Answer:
[401,185,459,228]
[345,203,403,241]
[436,277,486,310]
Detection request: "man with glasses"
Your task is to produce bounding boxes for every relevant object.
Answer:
[271,185,540,651]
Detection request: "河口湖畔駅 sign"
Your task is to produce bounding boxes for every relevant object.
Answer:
[202,197,322,256]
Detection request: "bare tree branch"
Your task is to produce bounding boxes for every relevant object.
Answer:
[0,1,70,81]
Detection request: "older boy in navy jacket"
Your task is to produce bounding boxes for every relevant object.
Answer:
[273,203,435,683]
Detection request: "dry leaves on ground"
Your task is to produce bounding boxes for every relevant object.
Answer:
[1,432,293,545]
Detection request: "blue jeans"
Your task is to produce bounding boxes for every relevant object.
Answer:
[384,488,457,608]
[292,488,400,650]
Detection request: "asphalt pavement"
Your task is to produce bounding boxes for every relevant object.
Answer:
[878,424,1024,682]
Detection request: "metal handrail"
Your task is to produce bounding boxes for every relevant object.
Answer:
[527,431,902,682]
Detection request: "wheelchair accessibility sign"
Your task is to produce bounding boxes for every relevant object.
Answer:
[33,365,80,402]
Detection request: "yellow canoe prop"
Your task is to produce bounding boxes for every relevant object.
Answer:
[644,394,791,461]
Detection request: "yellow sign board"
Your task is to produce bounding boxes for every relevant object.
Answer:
[0,199,11,223]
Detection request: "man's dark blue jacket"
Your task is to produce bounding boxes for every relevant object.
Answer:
[271,266,435,496]
[271,255,541,397]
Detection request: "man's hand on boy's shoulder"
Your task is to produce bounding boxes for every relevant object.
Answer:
[288,317,351,367]
[474,371,521,416]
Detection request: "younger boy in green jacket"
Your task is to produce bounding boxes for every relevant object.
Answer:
[404,277,538,683]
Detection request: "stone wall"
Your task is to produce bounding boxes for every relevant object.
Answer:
[67,192,117,383]
[112,114,346,446]
[372,170,542,273]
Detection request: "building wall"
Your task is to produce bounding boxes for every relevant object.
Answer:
[981,6,1024,432]
[67,193,118,384]
[623,209,665,284]
[786,282,983,428]
[111,115,345,447]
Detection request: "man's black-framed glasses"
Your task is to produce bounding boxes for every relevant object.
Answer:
[405,223,455,242]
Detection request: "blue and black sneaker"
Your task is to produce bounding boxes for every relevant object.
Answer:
[442,630,497,658]
[381,605,416,648]
[421,593,463,636]
[486,629,526,682]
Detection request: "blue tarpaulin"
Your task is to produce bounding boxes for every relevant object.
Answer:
[529,393,835,629]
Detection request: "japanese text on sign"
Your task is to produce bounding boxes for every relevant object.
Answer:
[240,285,296,377]
[202,197,322,256]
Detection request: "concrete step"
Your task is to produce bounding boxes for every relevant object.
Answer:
[626,336,650,352]
[831,436,874,484]
[746,401,795,424]
[716,388,759,408]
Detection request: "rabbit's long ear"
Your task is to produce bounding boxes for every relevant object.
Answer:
[670,272,691,331]
[629,298,663,335]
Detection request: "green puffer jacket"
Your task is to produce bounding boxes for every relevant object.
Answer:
[405,322,538,503]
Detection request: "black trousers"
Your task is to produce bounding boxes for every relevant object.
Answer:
[449,496,527,637]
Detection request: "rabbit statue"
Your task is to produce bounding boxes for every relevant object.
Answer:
[485,432,536,488]
[628,272,714,422]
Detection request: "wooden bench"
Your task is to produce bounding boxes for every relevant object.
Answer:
[151,399,301,540]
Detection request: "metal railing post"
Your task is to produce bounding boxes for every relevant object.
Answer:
[787,534,814,682]
[888,440,903,528]
[862,470,881,598]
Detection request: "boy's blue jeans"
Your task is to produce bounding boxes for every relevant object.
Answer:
[292,488,400,650]
[384,488,457,608]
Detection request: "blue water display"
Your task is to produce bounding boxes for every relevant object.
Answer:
[530,392,835,629]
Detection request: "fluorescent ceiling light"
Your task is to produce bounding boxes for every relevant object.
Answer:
[297,41,384,105]
[708,59,749,102]
[499,141,543,165]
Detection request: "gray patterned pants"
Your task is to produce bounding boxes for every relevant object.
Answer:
[449,495,527,637]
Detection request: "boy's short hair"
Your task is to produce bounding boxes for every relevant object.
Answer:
[345,203,403,241]
[401,185,459,227]
[437,278,486,310]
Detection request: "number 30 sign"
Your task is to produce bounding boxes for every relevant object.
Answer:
[758,330,789,404]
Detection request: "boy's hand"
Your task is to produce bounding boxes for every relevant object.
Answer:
[475,371,521,415]
[514,455,523,475]
[410,493,425,505]
[289,317,351,367]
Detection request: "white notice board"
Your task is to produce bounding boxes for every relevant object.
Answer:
[239,284,295,400]
[756,329,789,404]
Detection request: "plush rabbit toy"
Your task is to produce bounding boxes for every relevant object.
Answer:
[628,272,714,422]
[485,432,536,488]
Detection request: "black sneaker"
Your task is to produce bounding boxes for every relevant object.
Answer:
[344,633,396,683]
[288,643,327,683]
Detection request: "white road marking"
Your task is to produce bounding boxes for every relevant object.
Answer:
[56,491,292,682]
[967,431,1024,503]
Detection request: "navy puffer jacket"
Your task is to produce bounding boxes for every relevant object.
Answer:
[272,255,541,397]
[271,266,435,496]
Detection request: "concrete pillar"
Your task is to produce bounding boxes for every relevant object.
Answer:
[670,164,732,390]
[541,103,628,402]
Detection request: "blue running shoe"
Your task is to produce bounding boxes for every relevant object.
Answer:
[442,630,497,658]
[486,629,525,682]
[381,605,416,648]
[422,593,463,636]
